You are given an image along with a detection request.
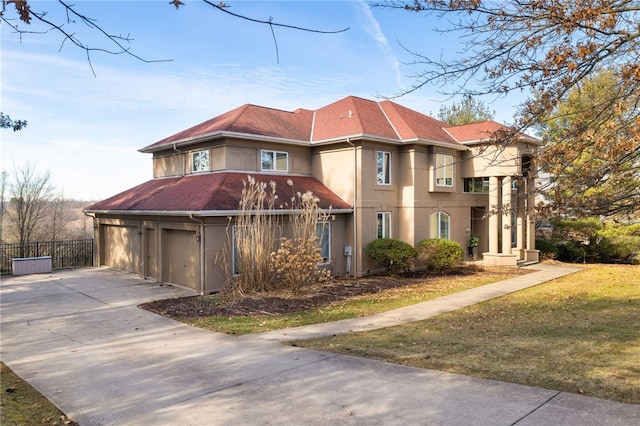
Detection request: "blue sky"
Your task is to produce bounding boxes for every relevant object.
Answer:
[2,0,525,200]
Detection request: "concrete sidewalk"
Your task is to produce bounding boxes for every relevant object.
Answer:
[252,263,585,342]
[1,266,638,425]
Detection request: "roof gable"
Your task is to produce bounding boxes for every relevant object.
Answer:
[312,96,399,142]
[378,100,460,146]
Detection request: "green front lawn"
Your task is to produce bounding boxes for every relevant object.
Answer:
[294,264,640,404]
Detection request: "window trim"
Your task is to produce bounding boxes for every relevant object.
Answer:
[435,154,454,187]
[377,211,391,239]
[261,150,288,172]
[430,211,451,240]
[316,221,331,264]
[191,149,210,173]
[463,177,490,193]
[376,151,391,185]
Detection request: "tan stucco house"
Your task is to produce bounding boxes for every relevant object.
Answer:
[85,96,541,293]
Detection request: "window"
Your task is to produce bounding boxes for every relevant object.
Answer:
[430,211,450,240]
[191,150,209,173]
[435,154,453,187]
[464,177,490,193]
[377,212,391,239]
[316,221,331,263]
[376,151,391,185]
[261,150,288,172]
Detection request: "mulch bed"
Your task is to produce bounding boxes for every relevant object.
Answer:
[140,266,531,319]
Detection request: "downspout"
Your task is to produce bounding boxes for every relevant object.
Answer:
[189,214,205,295]
[346,138,357,277]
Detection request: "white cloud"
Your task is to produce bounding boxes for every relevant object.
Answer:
[356,0,404,90]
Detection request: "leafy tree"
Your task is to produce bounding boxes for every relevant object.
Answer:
[0,113,27,131]
[437,95,494,125]
[378,1,640,216]
[538,69,640,218]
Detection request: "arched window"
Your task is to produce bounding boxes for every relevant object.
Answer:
[430,211,450,240]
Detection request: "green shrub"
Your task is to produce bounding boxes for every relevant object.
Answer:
[600,236,640,264]
[365,238,417,273]
[536,239,558,260]
[417,239,464,272]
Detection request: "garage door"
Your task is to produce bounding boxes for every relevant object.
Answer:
[103,225,140,273]
[165,229,199,290]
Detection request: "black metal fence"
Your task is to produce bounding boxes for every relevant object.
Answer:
[1,239,94,275]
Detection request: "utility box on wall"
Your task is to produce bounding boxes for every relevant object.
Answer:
[12,256,53,275]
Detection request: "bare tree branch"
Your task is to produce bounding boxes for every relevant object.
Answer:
[1,0,350,72]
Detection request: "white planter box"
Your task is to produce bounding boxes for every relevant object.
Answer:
[12,256,53,275]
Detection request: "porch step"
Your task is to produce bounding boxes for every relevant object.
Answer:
[517,260,539,267]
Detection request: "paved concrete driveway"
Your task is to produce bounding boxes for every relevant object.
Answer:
[1,268,638,425]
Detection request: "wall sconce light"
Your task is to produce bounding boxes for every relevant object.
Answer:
[195,232,201,242]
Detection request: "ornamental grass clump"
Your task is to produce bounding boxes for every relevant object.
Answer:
[230,176,279,294]
[271,236,331,292]
[271,189,332,292]
[229,177,332,295]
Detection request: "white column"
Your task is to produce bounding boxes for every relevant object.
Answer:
[526,177,537,252]
[501,176,512,255]
[488,176,500,254]
[516,178,525,259]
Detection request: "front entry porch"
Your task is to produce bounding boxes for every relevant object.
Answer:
[483,175,539,266]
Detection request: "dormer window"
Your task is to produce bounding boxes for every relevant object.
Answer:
[191,150,209,173]
[261,150,288,172]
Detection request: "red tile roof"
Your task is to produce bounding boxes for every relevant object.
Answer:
[311,96,400,142]
[85,172,351,214]
[139,96,470,152]
[379,100,456,144]
[445,120,542,144]
[143,105,314,151]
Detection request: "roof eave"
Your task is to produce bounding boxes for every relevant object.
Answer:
[84,208,354,216]
[140,131,310,153]
[403,138,468,151]
[461,136,543,146]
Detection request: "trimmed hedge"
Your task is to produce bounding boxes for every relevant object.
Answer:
[365,238,417,273]
[417,238,464,272]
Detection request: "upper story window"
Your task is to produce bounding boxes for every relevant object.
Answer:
[464,177,490,193]
[436,154,453,187]
[191,150,209,173]
[376,151,391,185]
[261,150,288,172]
[377,212,391,239]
